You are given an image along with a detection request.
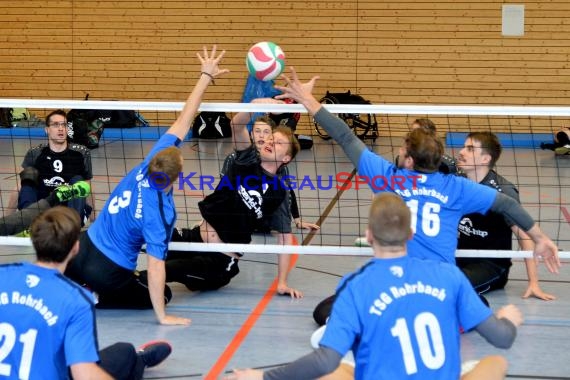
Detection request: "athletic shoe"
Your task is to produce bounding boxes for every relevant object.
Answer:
[461,360,480,376]
[354,237,370,247]
[13,229,31,238]
[54,181,91,203]
[310,325,326,349]
[555,144,570,155]
[137,340,172,368]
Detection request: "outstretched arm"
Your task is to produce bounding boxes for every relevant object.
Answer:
[275,68,367,168]
[490,193,560,273]
[225,347,342,380]
[513,226,556,300]
[167,46,229,141]
[231,97,284,151]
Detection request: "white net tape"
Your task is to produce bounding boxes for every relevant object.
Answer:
[0,237,568,260]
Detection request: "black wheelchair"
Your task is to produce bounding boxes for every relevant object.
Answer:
[313,90,378,141]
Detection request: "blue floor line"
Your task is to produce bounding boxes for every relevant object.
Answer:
[446,132,553,148]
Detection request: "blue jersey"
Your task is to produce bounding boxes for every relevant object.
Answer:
[358,150,497,263]
[89,133,180,269]
[320,256,491,380]
[0,263,98,380]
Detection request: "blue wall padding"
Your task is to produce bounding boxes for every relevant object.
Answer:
[445,132,553,148]
[1,128,554,148]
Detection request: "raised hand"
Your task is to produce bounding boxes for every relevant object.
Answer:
[197,45,230,80]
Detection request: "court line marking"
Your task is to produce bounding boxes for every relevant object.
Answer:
[561,206,570,226]
[204,237,300,380]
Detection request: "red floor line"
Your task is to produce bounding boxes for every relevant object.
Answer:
[561,206,570,225]
[204,237,300,380]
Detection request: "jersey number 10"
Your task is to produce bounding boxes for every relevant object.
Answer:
[390,312,445,374]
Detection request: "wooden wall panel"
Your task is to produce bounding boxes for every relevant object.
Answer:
[1,0,570,133]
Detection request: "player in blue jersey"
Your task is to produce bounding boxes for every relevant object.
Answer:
[275,68,559,269]
[64,46,229,325]
[278,68,558,325]
[0,207,172,380]
[226,193,522,380]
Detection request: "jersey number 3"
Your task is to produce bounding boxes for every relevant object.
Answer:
[108,191,132,214]
[0,323,38,380]
[391,312,445,375]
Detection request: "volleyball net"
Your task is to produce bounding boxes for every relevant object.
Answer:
[0,98,568,260]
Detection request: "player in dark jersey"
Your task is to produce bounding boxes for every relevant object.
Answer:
[13,109,94,224]
[227,193,522,380]
[456,132,555,301]
[165,111,300,293]
[217,97,319,298]
[0,181,90,236]
[0,207,172,380]
[64,46,228,325]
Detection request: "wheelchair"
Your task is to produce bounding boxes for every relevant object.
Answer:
[313,91,378,141]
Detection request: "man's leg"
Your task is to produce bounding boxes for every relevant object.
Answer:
[461,355,508,380]
[0,199,50,236]
[313,294,336,326]
[65,175,89,224]
[96,271,173,310]
[1,182,91,236]
[166,226,240,291]
[17,167,40,210]
[165,251,239,291]
[66,232,172,309]
[98,341,172,380]
[457,260,510,294]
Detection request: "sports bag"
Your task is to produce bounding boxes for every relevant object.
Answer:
[192,111,232,139]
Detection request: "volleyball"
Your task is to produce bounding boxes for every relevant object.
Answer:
[246,41,285,81]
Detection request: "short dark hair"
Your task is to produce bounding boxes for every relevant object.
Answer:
[369,193,411,247]
[467,132,502,168]
[45,109,67,126]
[254,115,277,130]
[404,128,443,173]
[30,206,81,263]
[413,118,437,133]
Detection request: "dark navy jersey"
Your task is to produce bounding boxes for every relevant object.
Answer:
[201,147,287,244]
[457,170,518,269]
[22,144,92,198]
